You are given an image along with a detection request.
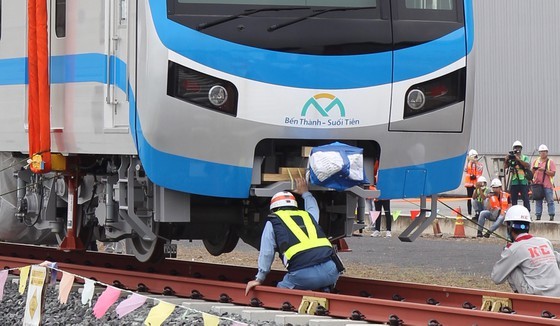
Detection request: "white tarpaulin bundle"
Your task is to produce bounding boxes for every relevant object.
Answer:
[309,142,368,191]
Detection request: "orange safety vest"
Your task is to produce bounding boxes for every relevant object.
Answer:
[464,161,483,187]
[489,192,510,212]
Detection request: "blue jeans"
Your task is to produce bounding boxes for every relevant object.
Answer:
[535,187,555,217]
[472,199,487,215]
[277,260,340,290]
[477,209,504,233]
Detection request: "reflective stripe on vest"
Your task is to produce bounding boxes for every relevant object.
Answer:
[274,210,332,261]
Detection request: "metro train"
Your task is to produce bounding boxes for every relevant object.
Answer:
[0,0,474,262]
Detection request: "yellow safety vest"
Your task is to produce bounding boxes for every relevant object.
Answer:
[274,210,332,261]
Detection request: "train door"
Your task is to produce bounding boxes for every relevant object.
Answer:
[388,0,466,132]
[104,0,136,131]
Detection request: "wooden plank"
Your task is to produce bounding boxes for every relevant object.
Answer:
[301,146,313,157]
[278,167,306,176]
[262,173,293,182]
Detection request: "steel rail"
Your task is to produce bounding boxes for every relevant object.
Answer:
[1,243,559,325]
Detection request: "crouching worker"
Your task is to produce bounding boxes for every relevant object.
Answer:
[491,205,560,296]
[245,178,342,295]
[477,178,510,238]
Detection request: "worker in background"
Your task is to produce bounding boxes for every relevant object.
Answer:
[464,149,484,218]
[368,159,392,238]
[531,144,556,221]
[477,178,510,238]
[491,205,560,297]
[505,140,531,211]
[471,176,489,222]
[245,178,341,295]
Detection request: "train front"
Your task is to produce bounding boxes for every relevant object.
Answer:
[134,0,474,252]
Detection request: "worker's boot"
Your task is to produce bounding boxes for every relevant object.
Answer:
[476,231,483,238]
[483,231,491,238]
[536,214,541,221]
[550,215,555,221]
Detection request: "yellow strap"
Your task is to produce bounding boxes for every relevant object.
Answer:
[275,211,331,260]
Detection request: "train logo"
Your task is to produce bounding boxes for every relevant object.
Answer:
[301,93,346,118]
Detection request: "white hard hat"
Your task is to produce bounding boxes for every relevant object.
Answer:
[468,149,478,157]
[538,144,549,152]
[512,140,523,149]
[490,178,502,188]
[504,205,531,224]
[270,191,298,210]
[477,176,487,184]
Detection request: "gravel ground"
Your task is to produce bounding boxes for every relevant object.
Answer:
[0,279,273,325]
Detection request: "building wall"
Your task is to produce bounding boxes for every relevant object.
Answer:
[469,0,560,156]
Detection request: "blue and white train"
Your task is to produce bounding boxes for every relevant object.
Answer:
[0,0,474,261]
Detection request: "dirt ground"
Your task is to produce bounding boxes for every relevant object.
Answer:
[176,243,511,292]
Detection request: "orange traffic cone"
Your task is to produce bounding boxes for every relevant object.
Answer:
[453,207,466,238]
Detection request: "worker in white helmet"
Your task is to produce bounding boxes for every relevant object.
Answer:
[504,140,531,211]
[491,205,560,297]
[477,178,511,238]
[471,176,489,221]
[245,178,341,295]
[464,149,484,218]
[531,144,556,221]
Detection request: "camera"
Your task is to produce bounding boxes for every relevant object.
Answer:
[508,150,519,166]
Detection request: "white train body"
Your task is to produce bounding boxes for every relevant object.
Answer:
[0,0,474,261]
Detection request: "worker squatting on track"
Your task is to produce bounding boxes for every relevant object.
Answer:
[491,205,560,296]
[245,178,343,295]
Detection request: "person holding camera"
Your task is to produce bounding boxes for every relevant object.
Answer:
[464,149,484,218]
[531,144,556,221]
[504,140,531,212]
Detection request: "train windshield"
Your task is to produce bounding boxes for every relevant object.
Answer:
[405,0,453,10]
[177,0,376,7]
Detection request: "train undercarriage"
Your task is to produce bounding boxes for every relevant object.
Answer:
[0,143,376,262]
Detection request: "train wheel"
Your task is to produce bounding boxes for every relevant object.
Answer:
[203,226,239,256]
[127,220,165,263]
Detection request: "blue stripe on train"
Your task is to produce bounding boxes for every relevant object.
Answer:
[0,53,110,85]
[132,118,253,198]
[148,0,467,88]
[465,0,474,54]
[377,153,465,199]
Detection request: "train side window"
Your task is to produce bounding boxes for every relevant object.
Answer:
[397,0,460,22]
[55,0,66,38]
[405,0,453,10]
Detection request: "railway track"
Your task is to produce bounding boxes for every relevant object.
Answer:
[1,243,559,325]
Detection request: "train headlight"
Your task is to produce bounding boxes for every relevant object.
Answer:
[208,85,228,107]
[406,89,425,110]
[403,68,466,119]
[167,61,238,116]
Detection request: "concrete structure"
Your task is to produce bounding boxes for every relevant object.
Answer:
[445,1,560,196]
[387,215,560,241]
[470,0,560,155]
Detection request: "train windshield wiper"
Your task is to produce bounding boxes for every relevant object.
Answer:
[267,6,376,32]
[197,7,311,31]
